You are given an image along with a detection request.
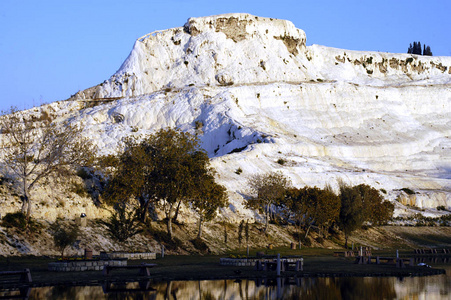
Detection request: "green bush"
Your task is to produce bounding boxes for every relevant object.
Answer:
[1,212,41,232]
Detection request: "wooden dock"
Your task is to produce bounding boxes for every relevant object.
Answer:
[0,269,32,283]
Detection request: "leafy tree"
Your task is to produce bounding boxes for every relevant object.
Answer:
[191,173,228,239]
[284,186,340,239]
[353,184,394,226]
[338,182,394,248]
[0,107,96,222]
[101,204,142,242]
[103,128,212,238]
[246,171,291,232]
[338,182,364,248]
[101,137,155,222]
[50,219,79,259]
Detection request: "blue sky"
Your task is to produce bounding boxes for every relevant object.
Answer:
[1,0,450,112]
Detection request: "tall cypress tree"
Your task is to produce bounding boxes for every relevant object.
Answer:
[424,45,433,56]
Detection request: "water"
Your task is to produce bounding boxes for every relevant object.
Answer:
[2,265,451,299]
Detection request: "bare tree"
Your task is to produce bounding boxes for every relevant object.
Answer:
[246,171,291,232]
[0,107,96,221]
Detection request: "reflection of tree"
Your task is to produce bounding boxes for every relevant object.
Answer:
[337,278,396,300]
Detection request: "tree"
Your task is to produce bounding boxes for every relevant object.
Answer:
[338,182,394,248]
[191,173,228,239]
[103,128,212,239]
[0,107,96,221]
[338,182,364,248]
[407,41,432,56]
[50,219,79,259]
[284,186,340,239]
[353,184,394,226]
[101,137,155,222]
[246,171,291,232]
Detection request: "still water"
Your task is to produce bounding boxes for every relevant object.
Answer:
[3,266,451,299]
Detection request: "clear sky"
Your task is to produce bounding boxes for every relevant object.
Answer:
[1,0,450,112]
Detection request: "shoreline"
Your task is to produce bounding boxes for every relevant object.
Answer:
[0,254,447,288]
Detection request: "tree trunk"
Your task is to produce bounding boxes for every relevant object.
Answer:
[344,232,348,249]
[26,197,32,221]
[265,205,269,232]
[139,197,150,222]
[172,199,182,223]
[166,203,174,239]
[304,224,312,239]
[197,216,203,239]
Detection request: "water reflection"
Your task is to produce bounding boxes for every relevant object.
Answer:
[9,273,448,299]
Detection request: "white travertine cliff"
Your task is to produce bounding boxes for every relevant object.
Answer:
[2,13,451,220]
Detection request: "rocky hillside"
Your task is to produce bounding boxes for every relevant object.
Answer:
[1,13,451,223]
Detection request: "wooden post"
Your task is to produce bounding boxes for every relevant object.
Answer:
[256,260,261,271]
[161,244,165,258]
[247,246,249,257]
[276,254,281,276]
[21,269,32,283]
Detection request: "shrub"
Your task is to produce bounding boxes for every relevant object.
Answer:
[76,168,92,180]
[69,182,88,197]
[195,120,203,130]
[100,205,142,242]
[437,205,447,211]
[315,236,324,244]
[2,212,28,230]
[191,238,209,252]
[380,189,387,194]
[401,188,415,195]
[235,168,243,175]
[277,158,286,165]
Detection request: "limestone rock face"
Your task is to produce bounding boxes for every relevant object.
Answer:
[2,14,451,221]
